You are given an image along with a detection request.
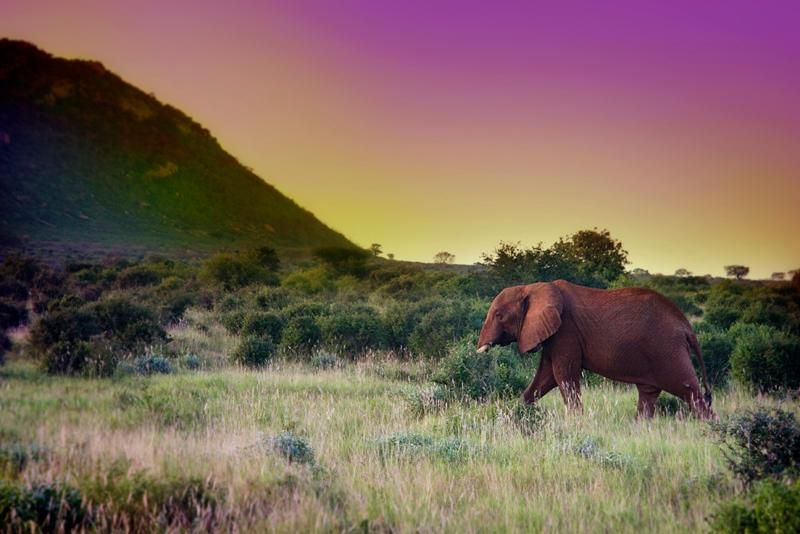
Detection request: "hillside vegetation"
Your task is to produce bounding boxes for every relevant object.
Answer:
[0,39,353,257]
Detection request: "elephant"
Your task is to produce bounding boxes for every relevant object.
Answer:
[476,280,715,419]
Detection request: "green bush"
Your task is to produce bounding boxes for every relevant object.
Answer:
[231,336,275,368]
[729,323,800,392]
[712,409,800,486]
[432,335,533,400]
[271,432,315,465]
[241,312,284,344]
[0,480,86,531]
[134,355,172,375]
[254,286,292,310]
[318,304,386,356]
[697,328,734,387]
[310,349,339,369]
[116,264,161,288]
[281,316,322,353]
[220,310,248,334]
[711,479,800,533]
[407,299,485,358]
[376,432,479,463]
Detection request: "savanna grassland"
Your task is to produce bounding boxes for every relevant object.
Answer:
[1,352,791,532]
[1,231,799,532]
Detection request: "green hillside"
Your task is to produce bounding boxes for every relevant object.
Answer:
[0,39,354,258]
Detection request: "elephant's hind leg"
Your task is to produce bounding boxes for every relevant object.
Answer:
[636,384,661,418]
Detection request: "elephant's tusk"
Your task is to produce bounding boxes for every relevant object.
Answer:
[476,344,490,353]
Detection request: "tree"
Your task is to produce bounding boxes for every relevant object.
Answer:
[771,272,786,281]
[313,247,370,277]
[630,268,650,277]
[433,251,455,265]
[725,265,750,280]
[481,229,628,289]
[369,243,383,257]
[674,268,692,277]
[387,253,395,260]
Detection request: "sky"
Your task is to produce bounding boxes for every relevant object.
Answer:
[2,0,799,277]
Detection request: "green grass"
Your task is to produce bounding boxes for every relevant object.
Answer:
[1,355,794,532]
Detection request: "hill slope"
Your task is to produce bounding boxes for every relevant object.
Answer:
[0,39,354,258]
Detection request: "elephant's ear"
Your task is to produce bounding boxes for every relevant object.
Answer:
[518,283,564,353]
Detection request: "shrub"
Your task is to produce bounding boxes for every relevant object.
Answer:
[241,312,284,343]
[231,336,275,368]
[134,355,173,375]
[116,264,161,288]
[281,302,330,320]
[220,310,248,334]
[0,443,47,477]
[281,266,334,294]
[712,409,800,486]
[281,316,322,353]
[432,335,533,400]
[729,323,800,392]
[91,297,167,351]
[310,348,338,369]
[0,276,28,301]
[271,432,315,465]
[0,331,9,365]
[318,305,386,356]
[376,432,479,463]
[0,480,86,531]
[183,353,201,370]
[254,286,292,310]
[0,299,27,329]
[200,253,276,290]
[697,329,734,387]
[40,340,94,376]
[711,479,800,533]
[407,299,485,358]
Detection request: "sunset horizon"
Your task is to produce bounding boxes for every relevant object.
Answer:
[2,1,798,277]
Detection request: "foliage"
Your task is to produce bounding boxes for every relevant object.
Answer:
[407,299,486,358]
[241,312,284,344]
[310,349,339,369]
[200,253,277,290]
[0,299,27,329]
[281,316,322,353]
[271,432,315,465]
[134,355,173,375]
[0,480,86,531]
[376,432,479,463]
[432,335,533,400]
[313,247,371,278]
[728,323,800,392]
[711,409,800,486]
[231,335,275,368]
[434,251,455,265]
[697,329,734,387]
[481,229,628,289]
[725,265,750,280]
[710,479,800,533]
[318,304,386,355]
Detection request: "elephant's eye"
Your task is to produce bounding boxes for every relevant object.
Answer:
[495,311,503,320]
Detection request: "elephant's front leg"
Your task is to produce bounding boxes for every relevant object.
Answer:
[522,354,557,404]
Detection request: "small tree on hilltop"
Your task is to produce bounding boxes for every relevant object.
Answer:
[771,272,786,281]
[675,268,692,277]
[434,251,455,265]
[369,243,383,257]
[387,253,394,260]
[630,268,650,277]
[725,265,750,280]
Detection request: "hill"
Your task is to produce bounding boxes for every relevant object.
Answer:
[0,39,354,259]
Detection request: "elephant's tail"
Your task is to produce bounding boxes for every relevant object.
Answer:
[687,332,712,407]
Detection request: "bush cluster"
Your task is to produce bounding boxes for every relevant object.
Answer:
[432,335,534,400]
